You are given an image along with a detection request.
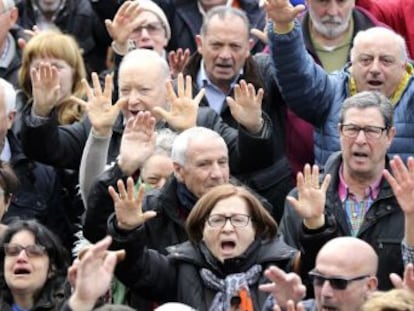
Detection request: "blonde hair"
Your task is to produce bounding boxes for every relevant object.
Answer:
[19,30,86,125]
[362,289,414,311]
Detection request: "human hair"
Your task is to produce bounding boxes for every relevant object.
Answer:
[362,289,414,311]
[0,161,19,204]
[186,184,277,243]
[18,30,86,125]
[350,27,408,63]
[339,91,394,129]
[118,48,170,84]
[171,127,226,166]
[154,128,177,156]
[200,5,250,39]
[94,304,136,311]
[0,220,69,304]
[0,0,15,10]
[0,78,16,114]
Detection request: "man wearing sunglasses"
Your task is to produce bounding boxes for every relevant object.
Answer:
[280,91,411,293]
[261,237,378,311]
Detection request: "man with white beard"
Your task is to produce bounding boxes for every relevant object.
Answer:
[301,0,384,73]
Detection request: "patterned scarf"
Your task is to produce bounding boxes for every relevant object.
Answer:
[200,264,262,311]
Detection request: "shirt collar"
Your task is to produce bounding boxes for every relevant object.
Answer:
[338,164,382,201]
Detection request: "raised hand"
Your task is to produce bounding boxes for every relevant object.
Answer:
[105,0,142,51]
[273,300,306,311]
[153,73,205,131]
[109,177,157,230]
[390,263,414,293]
[118,111,156,175]
[168,48,191,79]
[383,156,414,217]
[227,80,264,133]
[67,236,118,311]
[31,62,61,117]
[71,73,123,137]
[260,266,306,309]
[383,155,414,247]
[287,164,331,229]
[263,0,306,31]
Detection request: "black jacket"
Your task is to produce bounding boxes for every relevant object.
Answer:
[2,131,76,251]
[17,0,111,73]
[109,221,298,310]
[280,151,404,291]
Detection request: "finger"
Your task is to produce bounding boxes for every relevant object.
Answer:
[165,79,178,103]
[311,164,319,188]
[185,75,193,98]
[92,72,103,97]
[256,88,264,105]
[115,97,128,111]
[247,82,256,99]
[177,73,185,98]
[103,74,113,99]
[233,84,241,102]
[102,251,117,274]
[390,272,403,289]
[250,28,268,44]
[152,106,169,121]
[105,20,114,37]
[69,96,87,109]
[303,164,311,188]
[193,88,205,105]
[126,176,135,200]
[320,174,331,193]
[108,185,120,203]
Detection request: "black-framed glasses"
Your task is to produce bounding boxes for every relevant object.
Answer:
[308,270,370,290]
[340,124,388,140]
[133,22,165,35]
[4,244,47,257]
[206,214,251,228]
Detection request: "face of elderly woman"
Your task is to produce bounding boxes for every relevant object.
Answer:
[4,230,50,297]
[202,195,256,262]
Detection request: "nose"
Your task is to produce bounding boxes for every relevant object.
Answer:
[326,1,340,16]
[222,217,235,231]
[139,27,151,39]
[320,279,334,296]
[354,129,368,144]
[218,46,232,60]
[128,89,142,105]
[369,58,381,74]
[210,162,226,180]
[16,249,29,261]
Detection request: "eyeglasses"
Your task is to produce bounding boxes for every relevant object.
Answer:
[133,22,165,35]
[4,244,47,257]
[340,124,388,140]
[308,270,370,290]
[206,214,251,228]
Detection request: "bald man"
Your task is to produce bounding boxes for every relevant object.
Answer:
[261,237,379,311]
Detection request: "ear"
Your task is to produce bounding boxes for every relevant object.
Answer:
[386,126,396,148]
[6,111,15,130]
[8,7,18,26]
[195,35,203,55]
[366,276,378,294]
[173,162,184,182]
[248,38,254,51]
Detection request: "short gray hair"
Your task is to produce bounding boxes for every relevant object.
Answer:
[171,127,226,166]
[1,0,15,10]
[339,91,393,128]
[200,5,250,39]
[0,78,16,114]
[154,128,177,156]
[350,27,408,62]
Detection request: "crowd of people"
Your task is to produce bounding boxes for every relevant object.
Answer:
[0,0,414,310]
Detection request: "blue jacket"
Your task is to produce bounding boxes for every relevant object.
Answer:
[268,21,414,165]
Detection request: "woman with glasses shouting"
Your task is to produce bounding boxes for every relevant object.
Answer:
[106,182,303,311]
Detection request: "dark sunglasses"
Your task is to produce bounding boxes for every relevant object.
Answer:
[308,270,370,290]
[4,243,47,257]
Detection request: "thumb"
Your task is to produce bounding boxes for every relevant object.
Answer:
[251,28,268,44]
[105,19,114,37]
[152,106,169,121]
[390,273,404,289]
